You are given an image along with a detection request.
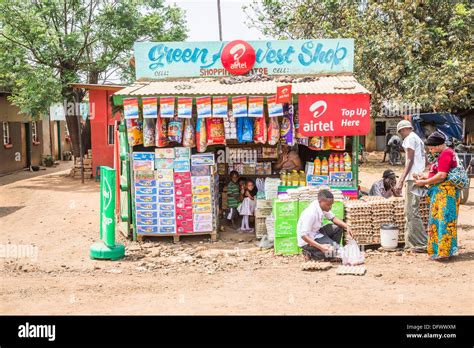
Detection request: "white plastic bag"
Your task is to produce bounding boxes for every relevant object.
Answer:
[340,239,364,265]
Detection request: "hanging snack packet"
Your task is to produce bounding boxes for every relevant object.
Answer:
[280,104,294,145]
[168,117,183,144]
[196,117,207,152]
[206,118,226,145]
[142,118,156,147]
[182,118,196,148]
[155,116,169,147]
[308,136,323,150]
[329,136,346,150]
[126,118,143,146]
[237,117,254,143]
[253,115,267,144]
[267,117,280,145]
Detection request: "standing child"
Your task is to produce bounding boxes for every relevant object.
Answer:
[226,171,241,223]
[237,179,258,232]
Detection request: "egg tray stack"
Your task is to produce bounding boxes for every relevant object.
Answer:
[367,200,396,244]
[389,197,406,242]
[344,201,375,244]
[419,196,430,229]
[284,186,345,202]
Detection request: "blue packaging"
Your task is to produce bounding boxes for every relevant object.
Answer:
[158,188,174,196]
[136,217,158,226]
[135,187,157,195]
[158,195,174,203]
[160,218,176,226]
[136,211,158,219]
[159,226,176,234]
[159,211,176,218]
[133,152,155,161]
[135,195,157,203]
[158,181,174,188]
[137,225,159,234]
[135,180,157,187]
[159,204,175,211]
[135,202,158,211]
[174,159,191,172]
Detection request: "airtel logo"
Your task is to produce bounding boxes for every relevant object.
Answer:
[281,88,289,94]
[229,43,246,62]
[309,100,327,119]
[221,40,256,75]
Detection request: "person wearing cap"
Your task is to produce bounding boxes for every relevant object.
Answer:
[414,131,461,260]
[394,120,427,252]
[369,169,401,198]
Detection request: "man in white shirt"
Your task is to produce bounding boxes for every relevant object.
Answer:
[394,120,427,252]
[297,190,353,261]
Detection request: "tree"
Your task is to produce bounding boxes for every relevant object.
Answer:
[245,0,473,115]
[0,0,187,156]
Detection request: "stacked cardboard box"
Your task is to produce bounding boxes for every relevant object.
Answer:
[273,201,300,255]
[70,149,93,179]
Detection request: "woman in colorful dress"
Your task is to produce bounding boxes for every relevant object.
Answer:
[414,131,460,260]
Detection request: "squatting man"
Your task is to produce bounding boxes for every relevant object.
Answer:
[297,189,354,261]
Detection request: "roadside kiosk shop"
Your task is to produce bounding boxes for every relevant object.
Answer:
[112,39,371,243]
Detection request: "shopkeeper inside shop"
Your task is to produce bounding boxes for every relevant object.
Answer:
[274,144,303,171]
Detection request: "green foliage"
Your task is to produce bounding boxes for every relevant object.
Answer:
[245,0,473,114]
[0,0,188,119]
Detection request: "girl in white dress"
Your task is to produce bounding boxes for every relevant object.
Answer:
[237,179,257,232]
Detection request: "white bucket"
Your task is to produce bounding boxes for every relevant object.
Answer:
[380,224,399,249]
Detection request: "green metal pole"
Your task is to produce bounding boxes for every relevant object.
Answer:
[353,136,359,189]
[90,165,125,260]
[100,166,116,247]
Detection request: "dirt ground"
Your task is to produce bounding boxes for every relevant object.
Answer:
[1,154,473,315]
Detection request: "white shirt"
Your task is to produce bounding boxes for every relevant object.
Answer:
[297,200,335,247]
[402,131,425,180]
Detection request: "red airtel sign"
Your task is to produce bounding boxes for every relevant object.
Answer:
[221,40,256,75]
[298,94,371,136]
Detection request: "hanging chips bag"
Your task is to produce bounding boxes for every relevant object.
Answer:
[237,117,254,143]
[126,118,143,146]
[183,118,196,148]
[143,118,156,147]
[308,136,323,150]
[267,117,280,145]
[253,115,267,144]
[168,117,183,144]
[196,117,207,152]
[328,136,346,150]
[155,116,169,147]
[206,117,226,145]
[280,104,294,145]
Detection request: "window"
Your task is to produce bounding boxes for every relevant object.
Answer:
[32,121,40,144]
[3,121,11,146]
[107,124,115,145]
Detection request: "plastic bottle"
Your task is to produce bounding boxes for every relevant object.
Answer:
[313,157,321,175]
[333,153,339,172]
[290,170,299,186]
[280,171,287,186]
[340,153,345,172]
[299,170,306,186]
[328,153,334,173]
[344,152,352,172]
[321,157,329,175]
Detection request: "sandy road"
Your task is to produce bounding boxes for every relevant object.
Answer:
[1,159,473,315]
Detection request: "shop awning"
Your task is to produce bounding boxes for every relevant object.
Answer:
[113,75,370,103]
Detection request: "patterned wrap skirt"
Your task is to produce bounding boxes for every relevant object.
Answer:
[426,180,460,259]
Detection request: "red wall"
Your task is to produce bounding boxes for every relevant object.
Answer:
[89,89,120,175]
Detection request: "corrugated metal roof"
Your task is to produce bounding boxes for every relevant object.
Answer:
[114,75,370,97]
